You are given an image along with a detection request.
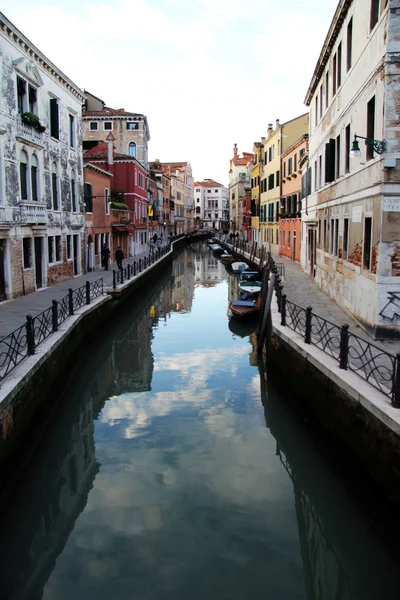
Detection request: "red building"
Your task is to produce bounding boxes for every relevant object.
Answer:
[241,187,252,241]
[84,135,149,256]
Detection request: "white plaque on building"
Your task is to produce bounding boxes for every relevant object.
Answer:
[352,206,362,222]
[383,197,400,212]
[339,220,343,235]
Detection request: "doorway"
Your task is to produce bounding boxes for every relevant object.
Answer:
[34,237,43,289]
[308,228,316,278]
[73,234,79,276]
[0,240,6,300]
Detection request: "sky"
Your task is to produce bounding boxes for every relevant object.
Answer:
[2,0,339,185]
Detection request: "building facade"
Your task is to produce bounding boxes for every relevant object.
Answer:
[229,145,253,235]
[303,0,400,338]
[193,179,229,230]
[0,12,85,300]
[279,135,309,262]
[251,141,263,243]
[82,92,150,169]
[83,163,113,270]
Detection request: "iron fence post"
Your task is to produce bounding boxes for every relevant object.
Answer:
[113,270,116,289]
[121,267,124,285]
[139,259,142,272]
[278,284,283,313]
[127,264,131,280]
[392,353,400,408]
[144,257,147,269]
[133,261,136,276]
[339,324,350,370]
[86,281,90,305]
[281,294,287,326]
[68,288,74,315]
[52,300,58,332]
[26,315,35,355]
[305,306,312,344]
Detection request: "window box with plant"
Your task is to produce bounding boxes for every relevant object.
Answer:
[21,112,46,133]
[111,201,129,210]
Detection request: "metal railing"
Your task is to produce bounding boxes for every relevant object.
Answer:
[0,278,104,383]
[112,244,170,288]
[268,256,400,407]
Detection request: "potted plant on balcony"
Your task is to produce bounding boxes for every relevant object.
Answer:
[21,112,46,133]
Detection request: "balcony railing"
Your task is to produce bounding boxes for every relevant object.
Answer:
[111,208,135,223]
[16,116,44,146]
[20,201,47,224]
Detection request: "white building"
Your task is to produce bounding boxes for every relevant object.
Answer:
[0,12,85,300]
[194,179,229,230]
[302,0,400,338]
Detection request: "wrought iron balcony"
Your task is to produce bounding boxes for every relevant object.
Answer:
[16,116,45,147]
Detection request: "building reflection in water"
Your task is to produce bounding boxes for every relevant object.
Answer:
[0,264,175,600]
[259,360,400,600]
[193,245,227,288]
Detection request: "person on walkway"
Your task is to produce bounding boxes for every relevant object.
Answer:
[101,244,110,271]
[153,233,158,245]
[115,246,124,270]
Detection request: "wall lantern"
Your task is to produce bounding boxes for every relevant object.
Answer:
[350,134,386,158]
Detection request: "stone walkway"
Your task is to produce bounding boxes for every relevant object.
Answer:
[0,248,151,339]
[275,254,400,355]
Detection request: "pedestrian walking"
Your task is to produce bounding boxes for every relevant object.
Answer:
[101,244,111,271]
[115,246,124,269]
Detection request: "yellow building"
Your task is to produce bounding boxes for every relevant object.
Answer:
[251,141,263,244]
[260,114,309,252]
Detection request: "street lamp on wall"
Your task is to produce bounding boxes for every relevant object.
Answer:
[349,134,386,158]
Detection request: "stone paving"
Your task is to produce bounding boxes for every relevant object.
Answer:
[0,248,151,339]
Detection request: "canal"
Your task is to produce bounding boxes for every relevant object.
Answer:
[0,244,400,600]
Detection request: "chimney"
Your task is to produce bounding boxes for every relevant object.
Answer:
[275,119,280,130]
[267,124,273,136]
[106,132,115,165]
[261,137,265,142]
[233,143,238,158]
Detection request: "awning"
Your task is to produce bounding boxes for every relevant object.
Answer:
[112,225,128,232]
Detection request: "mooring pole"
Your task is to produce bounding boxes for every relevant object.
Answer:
[257,272,276,355]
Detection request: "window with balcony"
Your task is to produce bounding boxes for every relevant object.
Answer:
[89,121,98,131]
[50,98,59,140]
[128,142,136,158]
[31,155,38,201]
[20,150,28,200]
[52,162,59,210]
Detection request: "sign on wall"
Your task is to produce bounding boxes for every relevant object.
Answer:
[383,197,400,212]
[352,206,362,222]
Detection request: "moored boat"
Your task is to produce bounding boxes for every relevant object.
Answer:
[239,270,260,282]
[210,244,224,254]
[238,280,262,297]
[221,253,235,264]
[231,261,248,274]
[228,295,261,320]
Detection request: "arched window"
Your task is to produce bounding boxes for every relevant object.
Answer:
[128,142,136,158]
[71,169,77,212]
[20,150,28,200]
[52,162,59,210]
[196,206,201,214]
[31,154,38,201]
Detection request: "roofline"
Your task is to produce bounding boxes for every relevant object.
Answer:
[281,134,309,158]
[83,162,113,178]
[304,0,352,105]
[85,154,149,171]
[0,12,84,100]
[82,112,145,119]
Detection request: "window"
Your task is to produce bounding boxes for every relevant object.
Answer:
[345,124,351,174]
[29,86,37,114]
[324,219,328,251]
[370,0,380,31]
[315,95,318,126]
[48,236,54,264]
[314,160,318,191]
[343,218,349,260]
[89,121,98,131]
[294,153,298,172]
[71,170,78,212]
[67,235,72,260]
[325,139,336,183]
[104,122,112,130]
[31,155,38,201]
[127,122,138,130]
[363,217,372,270]
[196,188,200,192]
[52,162,59,210]
[215,189,219,193]
[50,98,59,139]
[69,114,75,148]
[128,142,136,158]
[347,18,353,71]
[320,85,323,118]
[276,171,280,187]
[55,235,62,262]
[215,213,218,219]
[325,71,329,108]
[336,135,341,179]
[283,161,287,178]
[84,182,93,213]
[337,42,342,89]
[318,219,322,247]
[105,188,110,215]
[207,189,211,193]
[268,174,274,190]
[366,96,376,161]
[282,231,285,247]
[288,231,291,249]
[23,238,32,269]
[288,157,293,175]
[17,77,26,114]
[319,155,322,188]
[94,234,99,256]
[20,150,28,200]
[333,53,337,96]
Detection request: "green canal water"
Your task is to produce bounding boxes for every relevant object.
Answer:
[0,245,400,599]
